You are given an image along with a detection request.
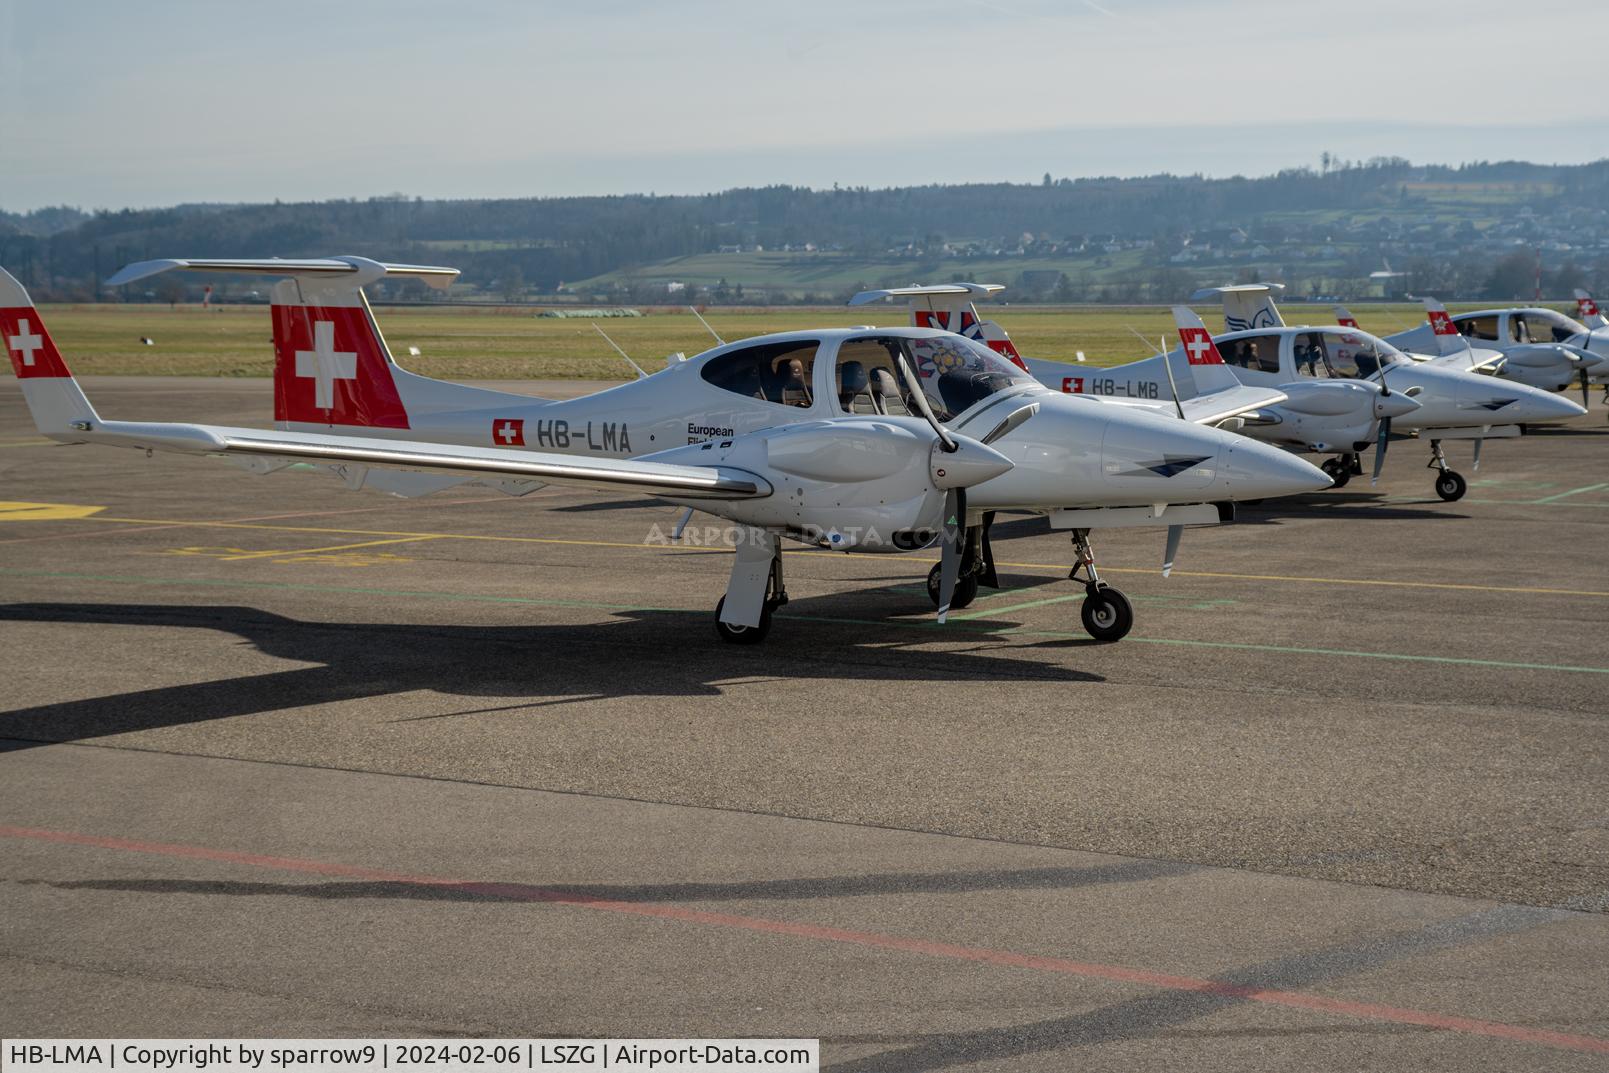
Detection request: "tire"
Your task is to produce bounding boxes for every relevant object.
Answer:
[1320,458,1351,488]
[1080,586,1134,643]
[1434,470,1467,502]
[926,562,980,610]
[714,596,772,644]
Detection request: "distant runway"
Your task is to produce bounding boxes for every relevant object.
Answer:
[2,378,1607,1069]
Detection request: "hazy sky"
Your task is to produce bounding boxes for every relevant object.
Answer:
[3,0,1606,211]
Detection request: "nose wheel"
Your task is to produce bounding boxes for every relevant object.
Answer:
[1320,457,1352,488]
[1069,528,1134,642]
[1427,440,1467,502]
[927,562,980,611]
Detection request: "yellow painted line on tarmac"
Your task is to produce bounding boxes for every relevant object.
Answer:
[33,511,1609,601]
[213,536,445,561]
[0,438,56,448]
[0,501,107,521]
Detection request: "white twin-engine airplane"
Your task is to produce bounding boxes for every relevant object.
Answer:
[1356,294,1609,402]
[3,257,1329,644]
[1038,283,1582,501]
[1335,298,1604,405]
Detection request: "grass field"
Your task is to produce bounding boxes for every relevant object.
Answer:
[30,301,1510,380]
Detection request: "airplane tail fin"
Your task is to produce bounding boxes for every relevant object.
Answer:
[1575,289,1608,329]
[1333,305,1360,329]
[1420,296,1465,357]
[2,266,101,438]
[1191,283,1286,332]
[1171,305,1239,395]
[847,282,1028,370]
[106,256,459,432]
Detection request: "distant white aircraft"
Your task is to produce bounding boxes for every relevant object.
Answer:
[2,258,1330,644]
[1335,298,1603,404]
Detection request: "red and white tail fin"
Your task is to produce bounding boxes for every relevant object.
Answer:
[1333,305,1360,329]
[1,265,100,437]
[1575,289,1608,329]
[1420,296,1464,357]
[847,282,1028,370]
[269,278,410,429]
[1171,305,1238,395]
[105,256,462,432]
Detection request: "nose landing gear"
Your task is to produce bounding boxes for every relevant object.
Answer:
[924,511,999,614]
[1069,528,1134,642]
[1320,457,1352,488]
[1427,440,1467,501]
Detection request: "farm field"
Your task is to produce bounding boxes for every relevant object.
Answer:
[32,300,1503,380]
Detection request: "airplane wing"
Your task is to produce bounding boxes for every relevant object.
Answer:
[50,418,771,500]
[1092,384,1289,426]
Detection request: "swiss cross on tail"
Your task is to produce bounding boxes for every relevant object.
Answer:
[1578,294,1601,318]
[493,418,525,446]
[271,304,408,428]
[1,308,71,379]
[1177,326,1224,365]
[1333,306,1360,329]
[1427,309,1456,336]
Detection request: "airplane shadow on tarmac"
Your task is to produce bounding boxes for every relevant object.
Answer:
[0,593,1103,749]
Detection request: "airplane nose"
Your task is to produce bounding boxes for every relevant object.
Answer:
[1526,391,1589,422]
[1375,392,1422,420]
[1222,437,1332,499]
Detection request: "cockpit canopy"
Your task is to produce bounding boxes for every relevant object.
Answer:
[1288,329,1408,380]
[697,330,1036,423]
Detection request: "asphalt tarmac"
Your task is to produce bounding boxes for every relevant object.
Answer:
[2,377,1607,1070]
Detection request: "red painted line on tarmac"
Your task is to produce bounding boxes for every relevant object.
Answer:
[4,823,1605,1056]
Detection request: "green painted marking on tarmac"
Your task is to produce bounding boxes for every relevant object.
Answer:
[1126,636,1609,675]
[5,567,1608,676]
[1533,482,1609,504]
[949,594,1080,620]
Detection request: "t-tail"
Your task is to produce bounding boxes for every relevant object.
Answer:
[104,256,534,437]
[847,283,1028,370]
[1,267,101,439]
[1191,283,1286,333]
[1333,305,1360,329]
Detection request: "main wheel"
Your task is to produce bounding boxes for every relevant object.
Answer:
[1434,470,1467,502]
[926,562,980,610]
[1080,585,1134,643]
[1320,458,1351,488]
[714,596,772,644]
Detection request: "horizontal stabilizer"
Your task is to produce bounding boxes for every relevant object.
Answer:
[847,283,1004,307]
[106,256,460,290]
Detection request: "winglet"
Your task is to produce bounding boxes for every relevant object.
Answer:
[2,265,101,436]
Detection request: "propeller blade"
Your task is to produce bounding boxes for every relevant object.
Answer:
[1162,524,1183,578]
[936,488,966,624]
[1583,368,1592,411]
[1472,437,1483,472]
[1370,417,1391,486]
[896,354,957,453]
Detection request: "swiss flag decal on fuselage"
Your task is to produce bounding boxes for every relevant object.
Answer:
[1061,376,1084,393]
[1,307,71,379]
[493,418,525,446]
[272,304,409,428]
[1178,326,1224,365]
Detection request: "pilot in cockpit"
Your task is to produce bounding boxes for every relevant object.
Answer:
[776,356,812,407]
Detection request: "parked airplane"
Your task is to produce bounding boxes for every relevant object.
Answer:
[1184,285,1586,499]
[5,259,1329,644]
[854,283,1423,494]
[1351,298,1604,401]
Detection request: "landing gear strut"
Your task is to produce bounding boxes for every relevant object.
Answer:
[1068,528,1133,643]
[1427,440,1467,502]
[925,511,1000,613]
[715,530,789,644]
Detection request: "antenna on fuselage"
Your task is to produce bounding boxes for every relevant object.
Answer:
[1126,325,1165,356]
[1159,336,1187,421]
[592,323,648,380]
[689,306,725,346]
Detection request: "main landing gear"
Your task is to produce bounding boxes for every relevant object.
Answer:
[1068,528,1133,643]
[1427,440,1467,502]
[923,511,999,613]
[714,529,789,644]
